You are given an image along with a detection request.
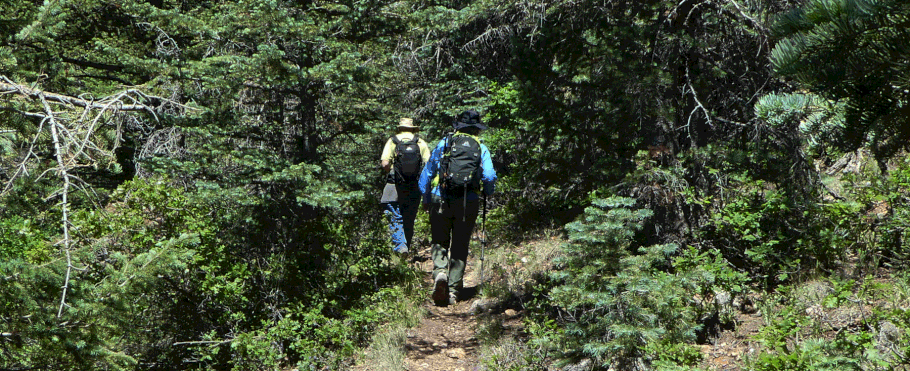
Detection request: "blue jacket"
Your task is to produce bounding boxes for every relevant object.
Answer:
[419,134,497,204]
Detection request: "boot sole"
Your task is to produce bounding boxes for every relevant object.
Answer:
[432,275,448,306]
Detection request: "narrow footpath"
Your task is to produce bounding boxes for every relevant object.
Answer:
[402,250,482,371]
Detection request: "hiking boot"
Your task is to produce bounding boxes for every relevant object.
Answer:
[448,292,458,306]
[432,273,448,306]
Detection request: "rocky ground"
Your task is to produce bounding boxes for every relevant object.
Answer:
[401,251,487,371]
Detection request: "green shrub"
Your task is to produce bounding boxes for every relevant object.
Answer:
[746,276,909,371]
[747,338,864,371]
[862,161,910,269]
[545,196,731,369]
[0,216,51,263]
[646,341,703,370]
[479,338,549,371]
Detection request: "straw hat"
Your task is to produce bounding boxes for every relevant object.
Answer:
[397,118,419,131]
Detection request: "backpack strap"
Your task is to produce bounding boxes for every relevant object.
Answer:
[443,133,454,153]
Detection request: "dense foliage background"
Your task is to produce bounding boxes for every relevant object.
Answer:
[1,0,908,370]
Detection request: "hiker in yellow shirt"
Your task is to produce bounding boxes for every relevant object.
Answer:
[380,118,431,253]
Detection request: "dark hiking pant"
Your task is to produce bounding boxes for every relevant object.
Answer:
[429,197,480,296]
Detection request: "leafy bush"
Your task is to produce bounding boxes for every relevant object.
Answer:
[0,216,51,263]
[748,338,863,371]
[1,176,417,370]
[858,160,910,269]
[703,170,847,285]
[746,276,908,371]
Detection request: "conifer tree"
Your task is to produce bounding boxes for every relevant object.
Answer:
[550,196,695,369]
[0,0,428,368]
[769,0,910,169]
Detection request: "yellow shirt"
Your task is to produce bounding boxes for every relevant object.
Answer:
[381,132,431,163]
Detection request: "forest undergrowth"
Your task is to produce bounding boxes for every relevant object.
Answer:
[395,240,910,371]
[352,152,910,371]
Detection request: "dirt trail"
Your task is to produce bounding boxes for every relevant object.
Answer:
[402,251,483,371]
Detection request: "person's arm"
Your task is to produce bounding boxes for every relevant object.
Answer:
[480,144,497,196]
[419,140,444,204]
[379,137,395,174]
[419,139,431,164]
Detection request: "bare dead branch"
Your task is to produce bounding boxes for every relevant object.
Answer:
[0,75,198,316]
[36,93,72,319]
[0,76,197,116]
[173,339,232,346]
[462,25,513,51]
[686,65,713,129]
[2,115,48,194]
[0,76,199,194]
[719,0,767,33]
[1,81,152,113]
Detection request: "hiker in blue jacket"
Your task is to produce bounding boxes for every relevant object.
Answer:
[419,109,496,306]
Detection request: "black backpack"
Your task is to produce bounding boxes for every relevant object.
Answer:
[391,134,423,184]
[439,134,483,195]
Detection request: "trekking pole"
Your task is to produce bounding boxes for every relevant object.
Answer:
[479,192,487,290]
